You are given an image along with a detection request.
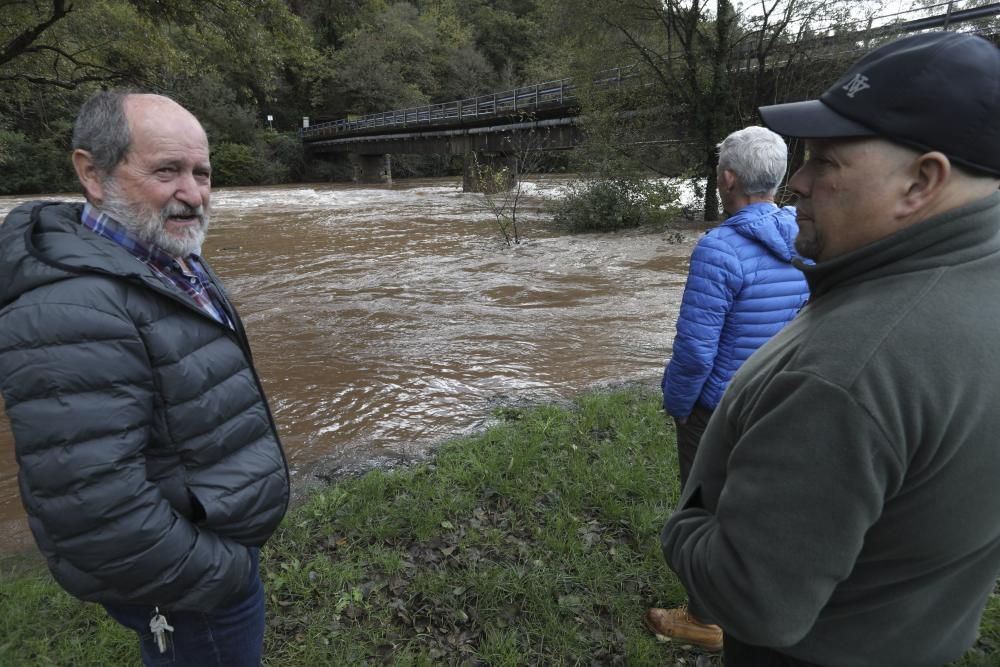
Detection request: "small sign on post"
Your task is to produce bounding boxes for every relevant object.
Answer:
[302,117,310,128]
[266,114,274,129]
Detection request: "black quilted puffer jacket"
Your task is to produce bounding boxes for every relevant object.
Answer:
[0,201,289,611]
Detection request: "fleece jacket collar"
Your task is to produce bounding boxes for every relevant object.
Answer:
[797,191,1000,300]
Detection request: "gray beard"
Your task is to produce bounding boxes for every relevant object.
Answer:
[101,180,210,258]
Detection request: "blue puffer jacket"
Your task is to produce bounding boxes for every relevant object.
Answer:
[662,202,808,417]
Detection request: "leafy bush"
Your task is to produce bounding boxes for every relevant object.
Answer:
[210,132,306,187]
[210,142,263,187]
[0,128,77,195]
[262,131,305,183]
[550,176,682,233]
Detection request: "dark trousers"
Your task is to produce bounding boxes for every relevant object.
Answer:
[724,634,822,666]
[102,549,264,666]
[674,404,714,489]
[672,404,715,621]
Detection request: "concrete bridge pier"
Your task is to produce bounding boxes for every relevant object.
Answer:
[463,152,516,193]
[350,153,392,184]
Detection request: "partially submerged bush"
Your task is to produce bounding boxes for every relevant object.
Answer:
[550,176,682,233]
[210,131,305,187]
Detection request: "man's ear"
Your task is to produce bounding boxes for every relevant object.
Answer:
[720,168,737,193]
[72,149,107,205]
[897,151,950,218]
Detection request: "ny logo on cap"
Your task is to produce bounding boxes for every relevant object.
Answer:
[842,73,871,98]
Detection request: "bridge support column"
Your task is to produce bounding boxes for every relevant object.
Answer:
[463,152,516,193]
[350,153,392,184]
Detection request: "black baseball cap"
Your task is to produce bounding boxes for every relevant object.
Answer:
[759,31,1000,176]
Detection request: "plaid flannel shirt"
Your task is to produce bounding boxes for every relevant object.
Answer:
[80,203,233,329]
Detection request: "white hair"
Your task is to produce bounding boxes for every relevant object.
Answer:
[717,126,788,196]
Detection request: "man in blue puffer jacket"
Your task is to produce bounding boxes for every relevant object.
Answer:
[648,126,809,652]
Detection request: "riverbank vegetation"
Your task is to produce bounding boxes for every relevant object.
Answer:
[1,387,998,665]
[6,1,990,220]
[551,176,683,233]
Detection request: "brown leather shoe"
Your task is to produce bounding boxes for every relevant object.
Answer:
[645,606,723,652]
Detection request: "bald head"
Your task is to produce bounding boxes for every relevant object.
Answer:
[72,91,207,177]
[123,95,208,154]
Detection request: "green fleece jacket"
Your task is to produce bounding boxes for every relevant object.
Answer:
[662,192,1000,666]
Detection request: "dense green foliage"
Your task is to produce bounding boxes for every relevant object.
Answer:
[4,2,990,212]
[0,0,562,195]
[2,387,998,664]
[551,177,683,232]
[0,126,77,194]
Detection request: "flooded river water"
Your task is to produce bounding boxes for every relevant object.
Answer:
[0,176,700,554]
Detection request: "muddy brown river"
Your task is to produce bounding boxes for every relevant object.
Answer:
[0,176,699,554]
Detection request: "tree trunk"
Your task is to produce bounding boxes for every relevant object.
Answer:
[704,147,720,221]
[702,0,734,222]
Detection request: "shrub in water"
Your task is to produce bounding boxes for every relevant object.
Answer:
[551,177,681,233]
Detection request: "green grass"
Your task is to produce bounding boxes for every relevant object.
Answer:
[1,386,998,665]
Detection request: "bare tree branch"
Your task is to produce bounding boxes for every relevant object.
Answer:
[0,0,73,68]
[0,71,122,89]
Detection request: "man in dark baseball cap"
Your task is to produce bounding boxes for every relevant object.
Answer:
[760,31,1000,177]
[659,31,1000,666]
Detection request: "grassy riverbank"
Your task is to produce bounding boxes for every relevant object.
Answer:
[1,387,998,665]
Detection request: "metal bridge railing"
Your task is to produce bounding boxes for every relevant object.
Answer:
[301,66,636,140]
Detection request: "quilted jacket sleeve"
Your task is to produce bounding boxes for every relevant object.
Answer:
[0,296,251,611]
[662,235,743,417]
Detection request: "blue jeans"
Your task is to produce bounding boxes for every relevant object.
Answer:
[102,549,264,666]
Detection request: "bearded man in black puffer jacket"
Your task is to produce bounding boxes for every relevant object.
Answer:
[0,90,289,666]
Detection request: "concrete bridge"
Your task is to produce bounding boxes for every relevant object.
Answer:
[300,0,1000,191]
